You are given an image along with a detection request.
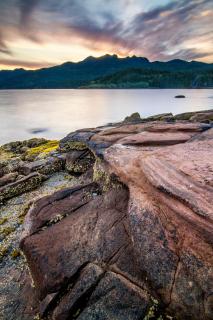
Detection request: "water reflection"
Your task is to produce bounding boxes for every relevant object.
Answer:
[0,89,212,144]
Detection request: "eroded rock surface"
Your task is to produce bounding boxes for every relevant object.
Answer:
[1,112,213,320]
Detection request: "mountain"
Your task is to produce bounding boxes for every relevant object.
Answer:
[0,54,212,89]
[85,67,213,89]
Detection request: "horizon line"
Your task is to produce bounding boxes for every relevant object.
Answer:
[0,53,212,72]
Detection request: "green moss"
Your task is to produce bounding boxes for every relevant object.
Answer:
[0,147,14,161]
[17,202,31,224]
[124,112,141,122]
[26,140,59,157]
[174,112,195,120]
[73,309,81,318]
[18,216,25,224]
[93,161,122,192]
[0,244,8,259]
[0,174,44,202]
[11,248,21,259]
[67,159,93,174]
[0,225,15,238]
[0,217,8,225]
[66,141,87,151]
[144,298,159,320]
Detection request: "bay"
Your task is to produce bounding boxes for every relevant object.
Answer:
[0,89,212,145]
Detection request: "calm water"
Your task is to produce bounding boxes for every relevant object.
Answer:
[0,89,212,145]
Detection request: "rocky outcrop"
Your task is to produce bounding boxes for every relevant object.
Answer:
[174,109,213,122]
[0,139,65,202]
[0,172,45,203]
[123,112,142,123]
[1,112,213,320]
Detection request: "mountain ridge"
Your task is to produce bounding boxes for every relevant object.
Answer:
[0,54,212,89]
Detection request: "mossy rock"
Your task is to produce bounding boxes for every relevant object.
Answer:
[2,138,48,154]
[11,248,21,259]
[0,147,14,162]
[174,112,196,120]
[124,112,142,123]
[0,216,8,225]
[0,225,15,239]
[93,160,123,192]
[26,140,59,158]
[0,244,8,260]
[62,141,88,152]
[65,150,95,175]
[190,112,213,123]
[0,172,45,203]
[145,113,174,122]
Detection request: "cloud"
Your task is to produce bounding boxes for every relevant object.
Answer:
[0,40,11,55]
[19,0,41,25]
[128,0,213,60]
[0,0,212,68]
[0,29,12,55]
[0,58,54,69]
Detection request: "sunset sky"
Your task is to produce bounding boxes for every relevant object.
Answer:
[0,0,212,70]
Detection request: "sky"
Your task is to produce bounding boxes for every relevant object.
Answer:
[0,0,212,70]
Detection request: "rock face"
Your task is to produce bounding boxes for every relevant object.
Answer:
[0,139,64,203]
[0,172,45,203]
[1,113,213,320]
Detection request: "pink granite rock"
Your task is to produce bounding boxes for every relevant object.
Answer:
[19,120,213,320]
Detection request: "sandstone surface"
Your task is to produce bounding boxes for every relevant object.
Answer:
[0,111,213,320]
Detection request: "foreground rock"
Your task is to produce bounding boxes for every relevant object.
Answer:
[0,172,78,320]
[0,110,213,320]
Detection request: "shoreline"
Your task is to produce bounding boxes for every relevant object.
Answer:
[1,106,213,146]
[0,109,213,320]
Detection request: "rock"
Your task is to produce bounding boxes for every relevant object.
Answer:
[20,186,130,296]
[0,172,18,187]
[21,183,99,238]
[123,112,142,123]
[104,124,213,319]
[59,130,98,152]
[19,156,65,176]
[1,115,212,320]
[118,131,195,146]
[175,95,185,98]
[0,172,76,320]
[2,138,48,153]
[189,127,213,142]
[0,172,45,203]
[89,122,210,153]
[21,182,154,319]
[65,150,95,175]
[145,112,173,121]
[174,109,213,121]
[52,263,104,320]
[0,266,39,320]
[0,157,25,176]
[190,111,213,123]
[70,270,150,320]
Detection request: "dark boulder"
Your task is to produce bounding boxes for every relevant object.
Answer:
[174,95,185,98]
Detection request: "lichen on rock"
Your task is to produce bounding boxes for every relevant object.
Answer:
[25,140,59,159]
[0,112,213,320]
